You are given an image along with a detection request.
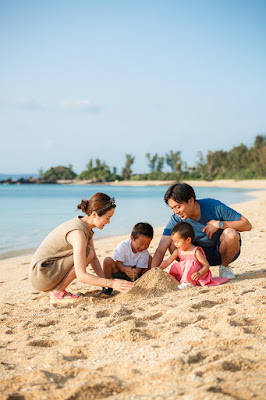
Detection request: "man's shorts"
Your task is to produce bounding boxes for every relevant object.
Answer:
[194,237,241,266]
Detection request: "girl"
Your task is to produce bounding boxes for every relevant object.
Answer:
[159,221,228,289]
[29,192,134,302]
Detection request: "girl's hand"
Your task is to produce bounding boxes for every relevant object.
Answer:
[191,271,201,281]
[111,279,134,292]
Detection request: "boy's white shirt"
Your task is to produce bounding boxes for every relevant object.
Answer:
[114,238,149,269]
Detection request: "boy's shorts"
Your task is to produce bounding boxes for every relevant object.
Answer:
[195,237,241,266]
[112,267,141,282]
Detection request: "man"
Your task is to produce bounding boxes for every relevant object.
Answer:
[152,182,252,279]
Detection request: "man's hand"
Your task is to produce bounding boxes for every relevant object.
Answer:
[202,220,220,239]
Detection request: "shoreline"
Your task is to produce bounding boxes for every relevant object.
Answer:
[2,184,265,261]
[102,179,266,189]
[2,178,266,189]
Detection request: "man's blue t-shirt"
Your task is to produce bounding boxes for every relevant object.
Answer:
[163,198,241,247]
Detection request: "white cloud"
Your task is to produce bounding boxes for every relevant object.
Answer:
[60,99,100,113]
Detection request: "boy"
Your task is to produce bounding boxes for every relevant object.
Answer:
[101,222,153,297]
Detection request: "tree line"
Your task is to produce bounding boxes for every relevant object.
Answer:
[40,135,266,182]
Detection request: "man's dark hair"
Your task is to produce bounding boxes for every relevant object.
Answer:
[164,182,196,205]
[131,222,154,240]
[171,221,195,242]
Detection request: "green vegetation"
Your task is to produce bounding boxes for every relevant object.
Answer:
[40,135,266,182]
[43,165,77,181]
[77,158,120,182]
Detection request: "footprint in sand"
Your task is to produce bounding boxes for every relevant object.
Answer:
[62,349,87,361]
[95,310,112,318]
[221,356,254,372]
[229,317,258,334]
[112,307,134,317]
[28,339,57,347]
[187,352,207,364]
[191,300,220,310]
[68,378,124,399]
[144,312,163,321]
[34,320,57,327]
[241,289,256,295]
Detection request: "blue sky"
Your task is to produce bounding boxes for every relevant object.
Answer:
[0,0,265,175]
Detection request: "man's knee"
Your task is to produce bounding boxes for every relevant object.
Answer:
[221,228,240,243]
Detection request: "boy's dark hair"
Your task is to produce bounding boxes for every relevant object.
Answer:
[164,182,196,205]
[131,222,154,240]
[171,221,195,242]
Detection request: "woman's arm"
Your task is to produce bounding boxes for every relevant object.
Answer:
[67,230,133,291]
[159,248,179,270]
[88,238,105,278]
[191,249,210,280]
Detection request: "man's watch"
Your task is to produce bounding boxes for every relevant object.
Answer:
[218,221,224,228]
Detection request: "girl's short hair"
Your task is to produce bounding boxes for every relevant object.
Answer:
[131,222,154,239]
[170,221,195,242]
[77,193,116,216]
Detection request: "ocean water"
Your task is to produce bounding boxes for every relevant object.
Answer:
[0,184,255,256]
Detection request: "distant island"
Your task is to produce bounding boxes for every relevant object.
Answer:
[1,135,265,185]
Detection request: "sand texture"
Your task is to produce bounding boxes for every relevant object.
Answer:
[0,188,266,399]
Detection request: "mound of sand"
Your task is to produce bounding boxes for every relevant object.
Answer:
[114,268,178,303]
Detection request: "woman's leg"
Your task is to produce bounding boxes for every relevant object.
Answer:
[51,247,94,296]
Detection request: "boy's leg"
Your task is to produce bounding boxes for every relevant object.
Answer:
[101,257,118,298]
[103,257,118,279]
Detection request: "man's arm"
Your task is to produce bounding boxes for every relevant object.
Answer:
[151,235,172,268]
[203,215,252,239]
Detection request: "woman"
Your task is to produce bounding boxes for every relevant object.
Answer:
[29,192,134,303]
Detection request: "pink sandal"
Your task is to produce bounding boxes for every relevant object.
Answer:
[50,290,79,304]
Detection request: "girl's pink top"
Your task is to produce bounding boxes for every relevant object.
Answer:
[169,246,227,286]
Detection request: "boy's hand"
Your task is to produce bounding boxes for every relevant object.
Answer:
[124,266,135,281]
[191,271,201,281]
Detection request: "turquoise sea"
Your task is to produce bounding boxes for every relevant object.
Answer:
[0,184,255,258]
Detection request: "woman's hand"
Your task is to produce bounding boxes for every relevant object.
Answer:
[111,279,134,292]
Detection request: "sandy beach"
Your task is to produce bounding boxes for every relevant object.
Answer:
[0,182,266,399]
